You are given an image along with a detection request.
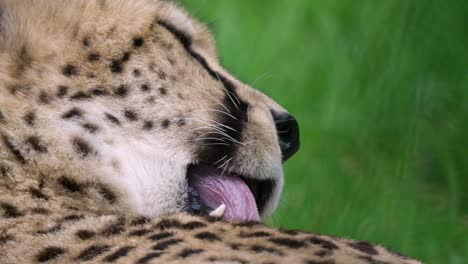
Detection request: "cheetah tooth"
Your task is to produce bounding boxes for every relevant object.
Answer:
[209,204,226,217]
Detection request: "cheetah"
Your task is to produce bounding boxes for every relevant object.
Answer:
[0,0,421,263]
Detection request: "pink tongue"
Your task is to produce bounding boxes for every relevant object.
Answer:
[189,166,260,221]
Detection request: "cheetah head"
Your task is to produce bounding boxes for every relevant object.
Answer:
[0,0,299,221]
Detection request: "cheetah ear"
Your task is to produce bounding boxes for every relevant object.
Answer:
[159,1,219,60]
[162,2,195,36]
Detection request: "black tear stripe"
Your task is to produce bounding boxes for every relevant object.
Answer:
[158,21,249,163]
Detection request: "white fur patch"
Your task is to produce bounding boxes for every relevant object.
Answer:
[99,137,191,218]
[166,5,195,35]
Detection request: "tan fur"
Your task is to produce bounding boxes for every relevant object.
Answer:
[0,0,421,263]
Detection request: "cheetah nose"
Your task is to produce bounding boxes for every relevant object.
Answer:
[272,111,300,162]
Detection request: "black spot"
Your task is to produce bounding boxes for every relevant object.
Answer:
[35,224,62,235]
[1,202,24,218]
[239,231,271,238]
[62,64,78,77]
[122,52,131,62]
[280,229,300,236]
[208,257,248,264]
[104,113,121,126]
[130,216,150,226]
[76,230,96,240]
[0,111,5,124]
[110,53,131,74]
[178,248,204,258]
[124,110,138,121]
[39,179,45,188]
[26,136,48,153]
[348,241,379,255]
[72,137,93,157]
[0,165,10,177]
[133,69,141,77]
[58,176,82,193]
[65,205,80,211]
[158,87,167,96]
[57,85,70,98]
[96,185,117,204]
[309,237,339,250]
[250,245,283,256]
[268,237,306,249]
[88,52,101,62]
[23,111,36,126]
[70,91,92,100]
[114,85,128,97]
[152,238,182,251]
[141,84,150,92]
[0,233,13,245]
[182,221,206,230]
[76,244,112,261]
[161,119,170,128]
[204,215,224,223]
[110,60,123,73]
[157,70,167,80]
[82,123,99,134]
[148,232,174,241]
[38,91,52,104]
[3,137,25,163]
[233,221,262,227]
[177,119,186,127]
[155,218,183,230]
[230,243,242,250]
[90,87,109,96]
[315,250,333,258]
[133,37,145,48]
[103,246,135,262]
[143,120,154,130]
[101,223,124,237]
[61,214,84,222]
[137,252,164,264]
[305,260,336,264]
[82,37,90,47]
[30,187,49,200]
[13,46,32,78]
[195,232,221,241]
[31,207,49,215]
[8,84,30,95]
[129,229,151,237]
[62,108,83,119]
[37,246,65,262]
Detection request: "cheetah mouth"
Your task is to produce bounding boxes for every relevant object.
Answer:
[186,164,275,222]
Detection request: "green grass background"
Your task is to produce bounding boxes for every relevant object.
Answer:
[181,1,468,263]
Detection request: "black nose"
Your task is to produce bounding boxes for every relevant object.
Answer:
[272,111,300,162]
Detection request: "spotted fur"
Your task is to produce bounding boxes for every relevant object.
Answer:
[0,0,421,263]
